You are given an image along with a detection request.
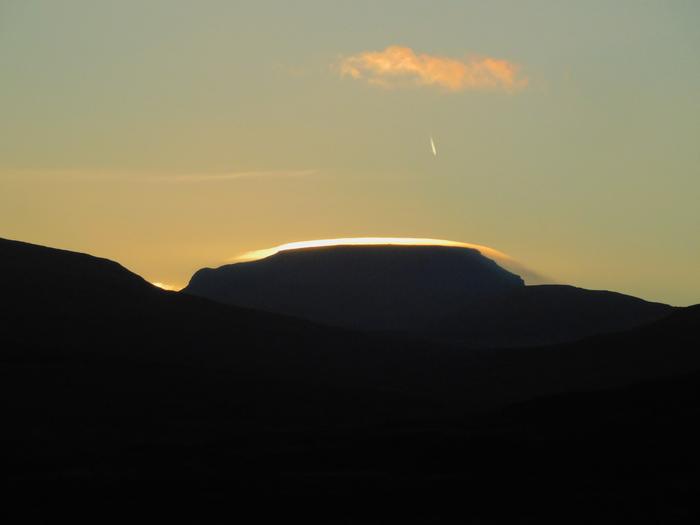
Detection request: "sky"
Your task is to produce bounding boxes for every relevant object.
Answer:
[1,0,699,305]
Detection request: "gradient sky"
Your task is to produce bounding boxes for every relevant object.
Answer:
[1,1,699,305]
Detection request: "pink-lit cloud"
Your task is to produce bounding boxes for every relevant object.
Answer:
[339,46,527,92]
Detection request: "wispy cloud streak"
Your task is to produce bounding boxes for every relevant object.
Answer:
[145,170,317,183]
[2,169,317,183]
[339,46,526,92]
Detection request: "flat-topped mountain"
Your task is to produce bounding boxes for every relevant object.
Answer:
[186,245,523,332]
[185,244,672,346]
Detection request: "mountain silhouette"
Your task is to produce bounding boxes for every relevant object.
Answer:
[185,244,671,346]
[186,245,522,330]
[3,237,700,523]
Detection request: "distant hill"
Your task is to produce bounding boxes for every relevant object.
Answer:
[184,244,672,346]
[436,283,674,347]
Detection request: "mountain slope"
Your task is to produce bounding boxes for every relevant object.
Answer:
[437,283,674,347]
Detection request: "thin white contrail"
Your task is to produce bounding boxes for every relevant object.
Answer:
[430,136,437,157]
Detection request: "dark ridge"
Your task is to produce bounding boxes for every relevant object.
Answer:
[435,283,673,347]
[0,236,330,357]
[0,236,152,316]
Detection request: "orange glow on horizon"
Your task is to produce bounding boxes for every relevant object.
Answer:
[151,282,181,291]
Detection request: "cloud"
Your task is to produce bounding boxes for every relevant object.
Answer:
[230,236,552,285]
[1,168,317,183]
[338,46,527,92]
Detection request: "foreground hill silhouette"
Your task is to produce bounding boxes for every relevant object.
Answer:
[185,244,672,346]
[2,237,700,523]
